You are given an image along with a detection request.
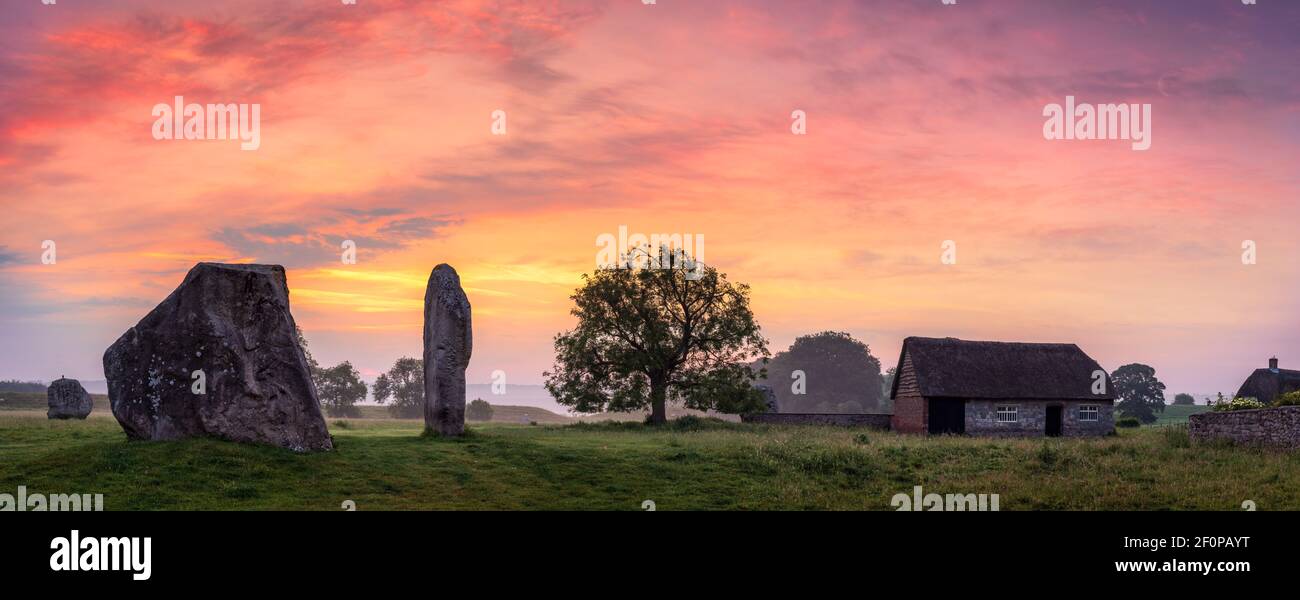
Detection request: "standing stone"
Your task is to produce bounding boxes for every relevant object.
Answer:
[423,264,472,436]
[47,377,93,419]
[103,263,332,452]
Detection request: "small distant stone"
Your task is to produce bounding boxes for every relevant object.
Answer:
[48,377,93,420]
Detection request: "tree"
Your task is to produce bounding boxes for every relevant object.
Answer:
[317,362,367,417]
[762,331,883,413]
[298,327,367,417]
[880,366,897,412]
[1111,363,1167,424]
[1173,392,1195,406]
[466,398,494,421]
[544,247,769,424]
[372,357,424,418]
[296,326,321,376]
[0,380,47,393]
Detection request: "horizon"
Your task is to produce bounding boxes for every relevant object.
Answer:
[2,0,1298,400]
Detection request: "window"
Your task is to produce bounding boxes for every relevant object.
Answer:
[1079,405,1099,422]
[996,405,1018,423]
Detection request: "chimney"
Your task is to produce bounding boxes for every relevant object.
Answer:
[1269,357,1279,371]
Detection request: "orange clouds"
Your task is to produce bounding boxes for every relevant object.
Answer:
[1,0,1298,398]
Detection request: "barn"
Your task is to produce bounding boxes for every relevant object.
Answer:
[890,337,1115,437]
[1234,357,1300,405]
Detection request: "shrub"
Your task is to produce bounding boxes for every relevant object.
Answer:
[852,432,870,445]
[1212,397,1265,412]
[1274,391,1300,407]
[1036,442,1058,466]
[466,398,494,421]
[1116,417,1141,428]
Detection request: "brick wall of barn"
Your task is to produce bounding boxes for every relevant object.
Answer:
[965,400,1114,437]
[890,354,927,433]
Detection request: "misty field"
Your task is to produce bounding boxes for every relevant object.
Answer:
[0,412,1296,510]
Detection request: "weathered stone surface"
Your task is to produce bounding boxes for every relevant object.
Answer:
[103,263,332,452]
[423,264,472,436]
[47,377,92,419]
[1190,406,1300,450]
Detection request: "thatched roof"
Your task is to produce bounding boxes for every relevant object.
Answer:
[891,337,1114,400]
[1235,368,1300,404]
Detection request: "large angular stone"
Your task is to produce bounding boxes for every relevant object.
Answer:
[103,263,332,451]
[47,377,92,419]
[423,264,472,436]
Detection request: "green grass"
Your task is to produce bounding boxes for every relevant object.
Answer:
[1153,404,1211,425]
[0,412,1295,510]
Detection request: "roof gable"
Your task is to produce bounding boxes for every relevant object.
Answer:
[894,337,1114,400]
[1235,368,1300,402]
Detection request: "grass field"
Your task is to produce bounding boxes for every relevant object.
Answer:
[1152,403,1212,425]
[1,411,1296,510]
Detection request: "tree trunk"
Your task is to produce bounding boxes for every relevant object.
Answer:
[648,380,668,425]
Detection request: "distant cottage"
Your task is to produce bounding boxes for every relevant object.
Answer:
[1234,357,1300,405]
[890,337,1115,437]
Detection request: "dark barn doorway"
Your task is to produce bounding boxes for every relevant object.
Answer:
[928,399,966,435]
[1045,406,1063,437]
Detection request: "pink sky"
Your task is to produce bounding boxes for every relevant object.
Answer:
[1,0,1298,398]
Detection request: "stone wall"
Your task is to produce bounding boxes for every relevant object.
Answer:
[965,399,1113,437]
[1189,406,1300,449]
[741,413,892,429]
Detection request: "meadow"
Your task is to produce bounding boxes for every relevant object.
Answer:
[1,409,1296,511]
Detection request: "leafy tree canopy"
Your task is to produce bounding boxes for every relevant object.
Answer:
[763,331,883,414]
[317,361,367,418]
[544,247,769,424]
[1111,363,1167,424]
[373,357,424,419]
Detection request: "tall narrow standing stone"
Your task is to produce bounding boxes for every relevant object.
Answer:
[423,264,472,436]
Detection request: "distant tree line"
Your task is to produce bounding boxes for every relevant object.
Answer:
[0,380,48,393]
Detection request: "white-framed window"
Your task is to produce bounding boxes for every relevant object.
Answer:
[996,405,1018,423]
[1079,405,1100,422]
